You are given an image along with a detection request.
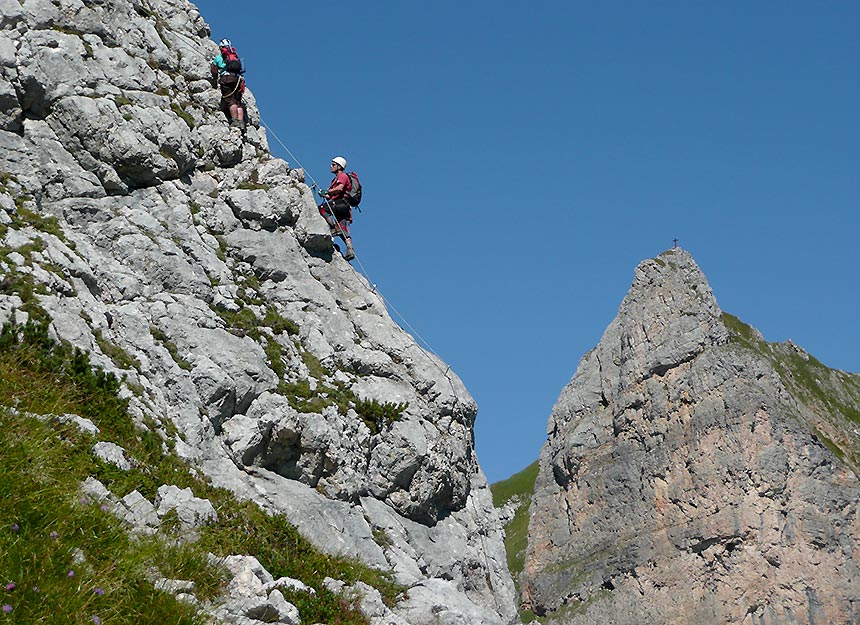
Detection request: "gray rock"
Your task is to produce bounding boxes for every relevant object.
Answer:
[396,578,511,625]
[154,578,196,594]
[0,75,20,132]
[93,441,133,470]
[0,0,25,28]
[80,477,114,503]
[116,490,159,534]
[265,577,315,596]
[265,590,300,625]
[208,555,301,625]
[155,485,217,529]
[522,249,860,625]
[324,578,410,625]
[221,555,276,589]
[57,413,100,436]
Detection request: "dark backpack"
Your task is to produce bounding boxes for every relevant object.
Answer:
[221,46,243,74]
[345,172,362,207]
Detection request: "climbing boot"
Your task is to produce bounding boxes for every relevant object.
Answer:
[230,118,244,128]
[344,238,356,261]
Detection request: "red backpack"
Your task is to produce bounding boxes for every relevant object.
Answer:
[221,46,243,74]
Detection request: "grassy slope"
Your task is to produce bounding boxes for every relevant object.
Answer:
[490,461,540,588]
[0,320,401,624]
[723,312,860,471]
[0,175,408,623]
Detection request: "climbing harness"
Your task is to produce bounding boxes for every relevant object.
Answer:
[314,185,350,237]
[220,75,244,99]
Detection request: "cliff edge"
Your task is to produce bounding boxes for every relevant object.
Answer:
[0,1,518,623]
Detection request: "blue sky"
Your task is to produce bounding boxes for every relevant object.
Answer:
[195,1,859,483]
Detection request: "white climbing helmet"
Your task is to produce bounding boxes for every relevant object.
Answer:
[219,38,231,48]
[331,156,347,170]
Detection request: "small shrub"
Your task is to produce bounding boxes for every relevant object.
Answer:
[354,398,408,434]
[263,306,299,336]
[278,380,332,414]
[236,170,270,191]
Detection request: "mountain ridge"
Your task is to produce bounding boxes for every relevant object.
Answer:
[518,248,860,625]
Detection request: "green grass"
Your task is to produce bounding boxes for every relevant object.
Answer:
[214,306,260,339]
[0,319,403,623]
[94,329,141,371]
[491,460,539,508]
[114,95,134,108]
[211,298,402,431]
[263,306,299,336]
[0,264,51,324]
[301,348,328,380]
[0,322,213,623]
[722,311,860,468]
[11,206,68,242]
[490,460,539,598]
[278,351,408,432]
[723,312,860,424]
[721,312,760,351]
[265,337,286,378]
[211,301,298,343]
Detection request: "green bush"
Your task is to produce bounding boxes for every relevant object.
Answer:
[354,398,407,434]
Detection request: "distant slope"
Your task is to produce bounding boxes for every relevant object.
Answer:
[491,461,539,589]
[723,312,860,473]
[492,314,860,623]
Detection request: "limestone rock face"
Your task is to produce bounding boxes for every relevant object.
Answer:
[522,249,860,625]
[0,1,518,623]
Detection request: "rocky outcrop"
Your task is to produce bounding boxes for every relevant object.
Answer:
[0,1,518,623]
[521,249,860,625]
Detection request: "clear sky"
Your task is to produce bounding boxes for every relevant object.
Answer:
[194,1,859,483]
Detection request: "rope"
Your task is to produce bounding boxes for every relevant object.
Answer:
[258,118,326,190]
[164,26,463,404]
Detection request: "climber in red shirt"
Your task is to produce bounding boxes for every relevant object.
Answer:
[318,156,355,261]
